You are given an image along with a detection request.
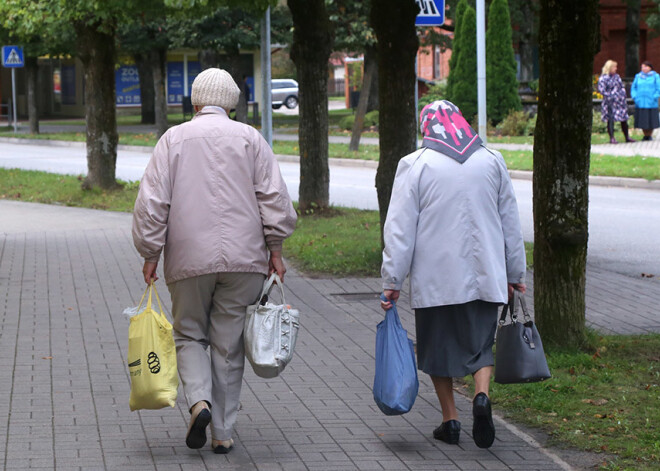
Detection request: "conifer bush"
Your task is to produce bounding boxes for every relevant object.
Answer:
[449,6,478,120]
[486,0,521,124]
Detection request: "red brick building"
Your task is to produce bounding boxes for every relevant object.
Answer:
[594,0,659,77]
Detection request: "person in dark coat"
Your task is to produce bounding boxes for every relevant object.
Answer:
[598,60,634,144]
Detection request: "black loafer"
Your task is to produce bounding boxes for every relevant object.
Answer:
[472,392,495,448]
[185,408,212,449]
[212,439,234,454]
[433,419,461,444]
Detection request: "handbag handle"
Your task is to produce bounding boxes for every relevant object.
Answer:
[498,290,531,325]
[135,282,168,321]
[257,273,287,306]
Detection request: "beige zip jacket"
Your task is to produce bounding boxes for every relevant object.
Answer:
[132,107,297,284]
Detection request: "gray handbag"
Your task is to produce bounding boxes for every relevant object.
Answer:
[244,274,300,379]
[494,291,551,384]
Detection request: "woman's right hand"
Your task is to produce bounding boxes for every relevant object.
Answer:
[508,283,526,300]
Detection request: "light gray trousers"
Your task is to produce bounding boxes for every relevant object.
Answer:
[168,272,265,440]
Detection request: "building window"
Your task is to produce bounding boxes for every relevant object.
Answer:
[434,46,442,79]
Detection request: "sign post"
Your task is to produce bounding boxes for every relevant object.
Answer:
[415,1,445,147]
[2,46,25,133]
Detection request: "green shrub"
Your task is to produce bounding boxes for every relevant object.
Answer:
[419,82,447,109]
[496,110,534,136]
[339,110,379,131]
[592,111,608,134]
[525,113,537,136]
[449,6,478,120]
[486,0,521,124]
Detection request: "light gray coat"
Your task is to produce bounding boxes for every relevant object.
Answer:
[381,146,526,309]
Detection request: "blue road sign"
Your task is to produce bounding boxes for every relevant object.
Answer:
[2,46,24,68]
[415,0,445,26]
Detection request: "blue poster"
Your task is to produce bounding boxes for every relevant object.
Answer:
[168,61,201,104]
[61,65,76,105]
[167,62,184,104]
[115,65,141,106]
[187,61,201,96]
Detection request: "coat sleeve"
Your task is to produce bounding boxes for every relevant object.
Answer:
[495,152,526,284]
[252,133,297,252]
[631,75,639,103]
[132,132,172,263]
[655,73,660,101]
[381,157,421,291]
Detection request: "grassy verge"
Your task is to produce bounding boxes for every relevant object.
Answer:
[0,168,138,211]
[503,150,660,181]
[485,333,660,471]
[272,141,379,161]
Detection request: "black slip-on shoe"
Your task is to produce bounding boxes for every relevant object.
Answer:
[186,408,212,449]
[472,392,495,448]
[433,419,461,444]
[212,439,234,454]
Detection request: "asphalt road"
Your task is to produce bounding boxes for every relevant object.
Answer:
[0,141,658,278]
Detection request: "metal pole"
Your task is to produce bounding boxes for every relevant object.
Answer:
[183,53,189,97]
[11,68,18,133]
[260,7,272,147]
[476,0,487,144]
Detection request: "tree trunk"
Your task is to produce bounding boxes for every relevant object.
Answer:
[288,0,334,213]
[365,46,379,112]
[371,0,419,243]
[349,59,376,151]
[76,22,120,190]
[199,49,219,70]
[134,53,155,124]
[518,1,534,84]
[150,47,169,138]
[533,0,600,347]
[224,47,248,124]
[26,56,39,134]
[625,0,640,79]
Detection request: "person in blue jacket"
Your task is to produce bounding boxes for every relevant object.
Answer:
[631,60,660,141]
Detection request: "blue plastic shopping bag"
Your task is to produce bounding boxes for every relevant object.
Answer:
[373,294,419,415]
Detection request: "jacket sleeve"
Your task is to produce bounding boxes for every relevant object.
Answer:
[495,152,526,284]
[381,157,420,291]
[253,134,297,251]
[655,73,660,101]
[132,132,172,263]
[597,75,607,96]
[631,75,639,102]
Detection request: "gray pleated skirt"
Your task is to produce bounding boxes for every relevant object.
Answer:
[414,300,499,378]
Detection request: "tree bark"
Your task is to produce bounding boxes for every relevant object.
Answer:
[134,53,155,124]
[199,49,219,70]
[533,0,600,346]
[26,56,39,134]
[371,0,419,243]
[288,0,334,213]
[349,59,376,151]
[150,47,169,138]
[365,46,379,112]
[625,0,640,79]
[224,47,248,124]
[76,22,120,190]
[518,1,534,84]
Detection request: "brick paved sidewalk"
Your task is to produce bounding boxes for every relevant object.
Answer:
[1,201,658,470]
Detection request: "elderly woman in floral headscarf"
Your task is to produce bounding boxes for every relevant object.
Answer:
[598,60,634,144]
[380,100,526,449]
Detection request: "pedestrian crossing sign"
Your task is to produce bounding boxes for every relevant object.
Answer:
[2,46,24,68]
[415,0,445,26]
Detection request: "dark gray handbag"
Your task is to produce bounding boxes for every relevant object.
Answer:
[494,291,551,384]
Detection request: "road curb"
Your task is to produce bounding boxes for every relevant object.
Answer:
[2,137,658,190]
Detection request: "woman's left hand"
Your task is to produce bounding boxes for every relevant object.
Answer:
[508,283,527,300]
[380,289,400,311]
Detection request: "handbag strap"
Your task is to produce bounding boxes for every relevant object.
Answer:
[135,282,167,321]
[258,273,287,305]
[498,290,531,325]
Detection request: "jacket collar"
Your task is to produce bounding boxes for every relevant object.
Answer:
[193,106,229,120]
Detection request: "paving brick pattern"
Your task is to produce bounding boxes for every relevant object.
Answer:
[1,202,658,470]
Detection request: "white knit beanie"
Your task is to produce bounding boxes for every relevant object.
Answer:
[191,68,240,111]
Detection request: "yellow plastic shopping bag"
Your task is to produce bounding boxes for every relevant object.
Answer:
[127,283,178,411]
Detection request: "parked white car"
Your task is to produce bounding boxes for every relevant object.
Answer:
[271,79,299,109]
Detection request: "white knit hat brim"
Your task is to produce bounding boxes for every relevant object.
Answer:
[191,68,240,110]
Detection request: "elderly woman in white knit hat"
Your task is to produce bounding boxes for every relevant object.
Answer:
[132,68,297,454]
